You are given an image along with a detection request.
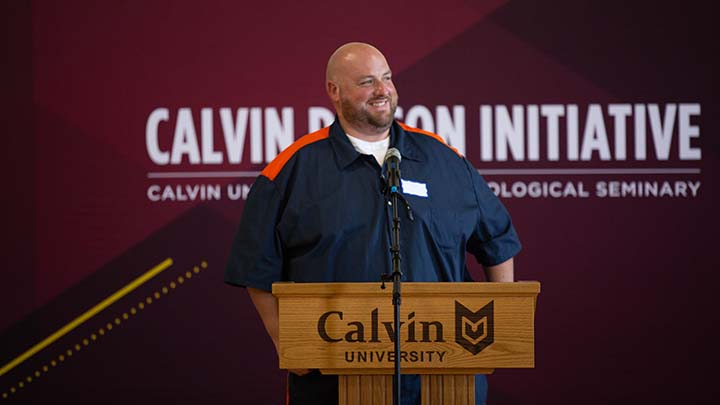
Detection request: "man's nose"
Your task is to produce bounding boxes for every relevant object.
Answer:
[373,81,390,96]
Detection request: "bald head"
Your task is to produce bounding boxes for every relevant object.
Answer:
[324,42,398,140]
[326,42,389,85]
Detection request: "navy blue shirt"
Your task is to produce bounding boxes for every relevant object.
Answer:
[226,119,518,405]
[225,119,521,290]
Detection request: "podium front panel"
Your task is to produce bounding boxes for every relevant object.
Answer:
[273,282,539,373]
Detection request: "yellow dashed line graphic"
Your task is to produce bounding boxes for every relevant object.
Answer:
[1,259,209,400]
[0,258,173,378]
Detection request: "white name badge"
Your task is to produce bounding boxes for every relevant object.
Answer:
[401,179,429,198]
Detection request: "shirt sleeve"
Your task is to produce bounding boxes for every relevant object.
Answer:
[224,175,284,291]
[463,160,522,266]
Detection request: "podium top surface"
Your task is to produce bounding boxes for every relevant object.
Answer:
[273,281,540,297]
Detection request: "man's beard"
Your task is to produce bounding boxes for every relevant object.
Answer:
[340,96,397,134]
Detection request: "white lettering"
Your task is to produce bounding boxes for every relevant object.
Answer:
[227,183,252,200]
[581,104,611,161]
[435,105,466,155]
[633,104,646,160]
[489,181,589,198]
[250,107,263,164]
[480,105,493,161]
[688,181,701,196]
[170,108,201,164]
[147,185,161,201]
[567,104,579,161]
[220,108,249,164]
[145,103,702,167]
[541,105,563,161]
[308,106,334,132]
[608,104,631,160]
[404,105,435,132]
[596,181,701,198]
[648,104,676,160]
[678,104,701,160]
[527,105,539,161]
[264,107,294,162]
[201,108,222,164]
[146,108,170,165]
[495,105,524,161]
[147,184,221,202]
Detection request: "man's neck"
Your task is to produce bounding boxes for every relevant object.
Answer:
[339,117,391,142]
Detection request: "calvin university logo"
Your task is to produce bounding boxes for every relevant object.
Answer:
[455,300,494,355]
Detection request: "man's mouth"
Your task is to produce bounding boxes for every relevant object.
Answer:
[368,98,389,108]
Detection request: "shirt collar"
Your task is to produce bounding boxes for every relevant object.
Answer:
[328,120,362,170]
[329,119,425,170]
[389,121,424,163]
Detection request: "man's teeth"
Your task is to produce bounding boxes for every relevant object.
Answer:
[370,100,387,106]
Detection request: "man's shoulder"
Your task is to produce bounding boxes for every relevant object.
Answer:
[397,121,463,158]
[260,126,333,181]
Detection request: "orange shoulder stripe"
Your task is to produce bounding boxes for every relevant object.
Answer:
[260,126,331,181]
[398,122,463,157]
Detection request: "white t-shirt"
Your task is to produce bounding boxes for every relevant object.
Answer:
[346,134,390,166]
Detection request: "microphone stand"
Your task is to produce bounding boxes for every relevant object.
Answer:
[382,181,403,405]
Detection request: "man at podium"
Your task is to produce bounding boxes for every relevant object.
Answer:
[225,42,521,405]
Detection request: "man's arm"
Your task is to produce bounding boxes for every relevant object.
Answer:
[247,287,310,376]
[484,257,514,282]
[247,287,281,351]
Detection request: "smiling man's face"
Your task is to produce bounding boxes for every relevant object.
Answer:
[327,43,399,139]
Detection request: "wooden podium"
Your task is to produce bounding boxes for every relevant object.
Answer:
[273,282,540,405]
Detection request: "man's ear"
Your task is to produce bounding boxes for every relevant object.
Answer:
[326,81,339,103]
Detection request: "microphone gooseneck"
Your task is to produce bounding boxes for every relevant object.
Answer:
[382,146,403,405]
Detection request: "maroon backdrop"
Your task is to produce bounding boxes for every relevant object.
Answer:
[3,1,718,403]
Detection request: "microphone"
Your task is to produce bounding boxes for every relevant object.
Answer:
[384,148,402,193]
